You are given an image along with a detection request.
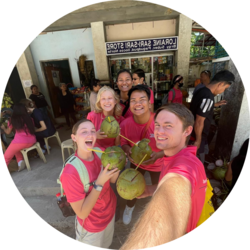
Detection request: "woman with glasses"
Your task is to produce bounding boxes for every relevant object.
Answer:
[116,69,133,119]
[168,75,184,104]
[89,79,101,111]
[132,68,154,112]
[193,70,211,95]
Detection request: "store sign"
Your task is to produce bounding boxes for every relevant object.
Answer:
[106,36,178,55]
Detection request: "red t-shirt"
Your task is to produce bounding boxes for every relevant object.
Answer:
[168,88,183,104]
[120,114,163,172]
[158,146,206,232]
[87,111,124,149]
[60,151,117,233]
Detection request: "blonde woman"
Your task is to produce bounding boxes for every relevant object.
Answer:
[87,86,124,148]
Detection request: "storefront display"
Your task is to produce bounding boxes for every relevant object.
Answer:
[131,57,151,73]
[110,59,129,81]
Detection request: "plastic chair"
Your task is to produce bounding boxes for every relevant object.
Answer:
[44,131,62,154]
[20,142,47,171]
[61,139,76,163]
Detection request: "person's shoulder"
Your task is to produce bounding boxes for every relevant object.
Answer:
[33,108,43,117]
[87,111,99,119]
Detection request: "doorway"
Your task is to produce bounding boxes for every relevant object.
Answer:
[40,59,74,118]
[5,66,26,105]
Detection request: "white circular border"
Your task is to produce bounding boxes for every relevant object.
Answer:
[1,0,249,249]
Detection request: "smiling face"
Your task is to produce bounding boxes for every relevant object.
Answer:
[100,90,116,112]
[117,72,133,93]
[154,110,192,155]
[71,121,96,153]
[132,73,144,86]
[130,90,151,117]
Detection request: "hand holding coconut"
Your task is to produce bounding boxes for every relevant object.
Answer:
[95,164,120,187]
[96,130,108,139]
[140,151,165,166]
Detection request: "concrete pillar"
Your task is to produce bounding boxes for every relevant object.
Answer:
[16,46,40,98]
[230,92,250,159]
[215,59,246,160]
[91,21,109,80]
[175,14,192,85]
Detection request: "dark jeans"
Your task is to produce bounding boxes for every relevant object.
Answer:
[64,110,77,127]
[127,163,161,208]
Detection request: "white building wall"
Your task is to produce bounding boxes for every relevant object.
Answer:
[29,28,95,106]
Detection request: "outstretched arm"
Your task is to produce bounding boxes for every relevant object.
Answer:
[121,173,192,249]
[193,114,205,150]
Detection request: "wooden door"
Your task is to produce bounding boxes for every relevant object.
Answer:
[43,64,62,118]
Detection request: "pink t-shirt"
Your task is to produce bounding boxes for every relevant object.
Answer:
[60,151,116,233]
[87,111,124,149]
[120,113,163,172]
[158,146,206,232]
[8,121,36,144]
[168,88,183,104]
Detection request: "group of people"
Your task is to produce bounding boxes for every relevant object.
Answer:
[2,66,243,248]
[59,68,239,249]
[2,97,56,171]
[2,82,80,170]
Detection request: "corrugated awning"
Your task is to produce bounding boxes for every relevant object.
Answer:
[194,34,217,46]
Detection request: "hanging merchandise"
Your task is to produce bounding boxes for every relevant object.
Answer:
[79,55,86,74]
[2,93,13,109]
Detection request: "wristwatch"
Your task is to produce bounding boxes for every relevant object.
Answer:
[93,182,103,192]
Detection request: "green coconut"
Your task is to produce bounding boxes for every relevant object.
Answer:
[213,167,227,180]
[101,146,126,171]
[130,138,152,164]
[100,116,120,138]
[116,168,146,200]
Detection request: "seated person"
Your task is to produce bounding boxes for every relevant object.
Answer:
[20,99,56,152]
[1,104,36,171]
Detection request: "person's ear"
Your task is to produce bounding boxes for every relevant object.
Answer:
[148,100,151,109]
[71,134,76,142]
[184,126,193,137]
